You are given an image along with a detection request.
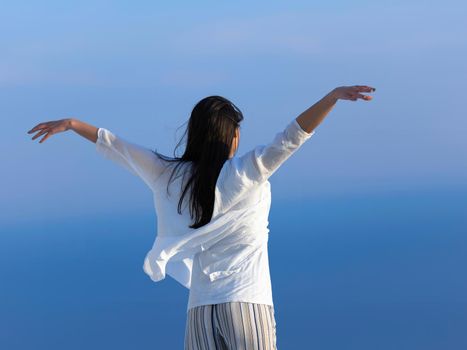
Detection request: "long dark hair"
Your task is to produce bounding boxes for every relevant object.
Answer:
[153,95,244,229]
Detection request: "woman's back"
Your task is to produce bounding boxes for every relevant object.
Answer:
[95,118,315,311]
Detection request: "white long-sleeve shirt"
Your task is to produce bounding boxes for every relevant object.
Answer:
[95,118,315,312]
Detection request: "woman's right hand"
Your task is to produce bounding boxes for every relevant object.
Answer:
[332,85,376,101]
[27,118,73,143]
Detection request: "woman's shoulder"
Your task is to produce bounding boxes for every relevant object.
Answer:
[215,159,270,212]
[219,152,265,188]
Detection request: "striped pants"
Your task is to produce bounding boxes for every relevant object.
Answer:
[184,302,277,350]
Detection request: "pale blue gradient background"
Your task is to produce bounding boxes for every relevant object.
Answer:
[1,1,466,349]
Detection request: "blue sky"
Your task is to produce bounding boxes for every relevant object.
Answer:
[2,1,466,223]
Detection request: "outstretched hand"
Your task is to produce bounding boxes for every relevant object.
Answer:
[27,118,73,143]
[332,85,376,101]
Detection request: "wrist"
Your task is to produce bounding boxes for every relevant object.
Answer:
[67,118,75,131]
[325,89,339,104]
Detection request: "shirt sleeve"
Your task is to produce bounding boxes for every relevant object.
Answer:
[95,127,166,190]
[219,119,315,193]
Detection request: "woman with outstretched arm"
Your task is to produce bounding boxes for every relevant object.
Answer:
[28,85,375,350]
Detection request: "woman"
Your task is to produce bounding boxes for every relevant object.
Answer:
[28,85,375,349]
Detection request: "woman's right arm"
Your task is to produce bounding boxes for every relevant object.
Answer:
[27,118,98,144]
[28,118,166,189]
[69,118,99,143]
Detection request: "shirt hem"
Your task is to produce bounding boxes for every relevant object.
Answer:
[187,296,274,313]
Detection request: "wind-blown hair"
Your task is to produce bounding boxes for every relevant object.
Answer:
[154,95,243,229]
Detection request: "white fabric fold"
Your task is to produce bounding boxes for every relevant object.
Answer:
[143,198,269,289]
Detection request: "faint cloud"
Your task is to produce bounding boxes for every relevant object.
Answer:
[0,63,107,87]
[157,69,229,88]
[167,12,323,57]
[165,7,467,57]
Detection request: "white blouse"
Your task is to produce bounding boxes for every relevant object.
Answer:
[95,118,315,312]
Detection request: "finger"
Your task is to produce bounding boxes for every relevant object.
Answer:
[28,122,52,134]
[356,93,372,100]
[345,92,358,101]
[348,92,366,101]
[39,131,52,143]
[31,128,50,140]
[28,124,44,134]
[354,85,375,93]
[31,129,47,140]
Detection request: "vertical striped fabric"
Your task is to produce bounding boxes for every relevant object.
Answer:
[184,302,277,350]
